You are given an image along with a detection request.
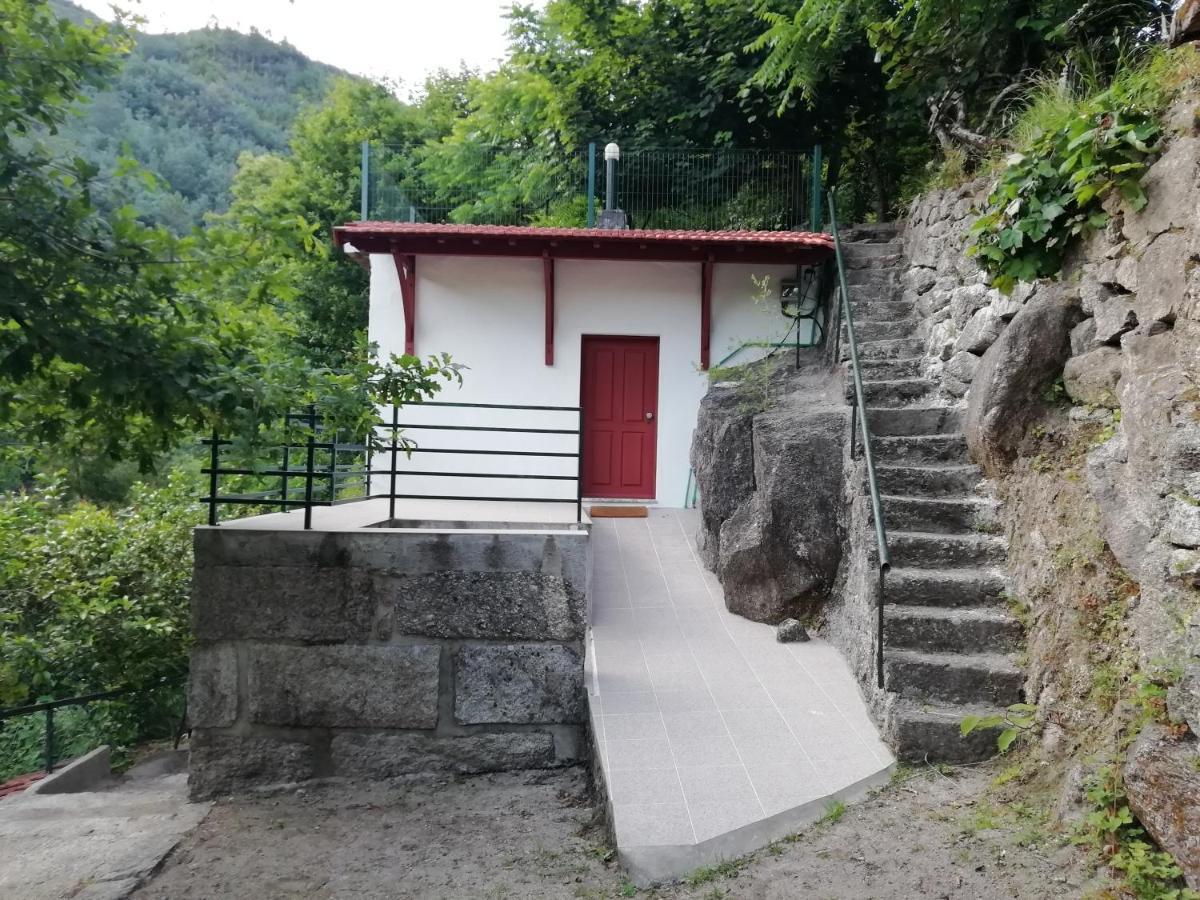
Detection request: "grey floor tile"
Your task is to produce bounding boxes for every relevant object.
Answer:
[688,797,765,842]
[675,765,758,804]
[707,680,777,711]
[720,707,793,741]
[597,664,654,694]
[668,590,714,609]
[653,688,717,713]
[612,802,695,847]
[601,713,668,742]
[670,734,742,768]
[606,738,674,772]
[733,738,811,770]
[601,690,659,716]
[648,667,705,694]
[661,711,726,744]
[605,768,687,805]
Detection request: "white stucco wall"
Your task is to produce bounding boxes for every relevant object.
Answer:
[366,253,815,508]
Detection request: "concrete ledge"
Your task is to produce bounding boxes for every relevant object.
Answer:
[28,745,111,795]
[619,763,895,886]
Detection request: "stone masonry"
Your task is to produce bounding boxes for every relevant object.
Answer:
[188,524,590,799]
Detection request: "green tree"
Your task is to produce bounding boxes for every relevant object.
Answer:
[1,2,457,472]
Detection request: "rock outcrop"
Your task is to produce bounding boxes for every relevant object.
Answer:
[964,288,1083,475]
[1124,725,1200,888]
[690,357,846,623]
[899,97,1200,873]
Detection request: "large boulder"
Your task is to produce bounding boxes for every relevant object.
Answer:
[1123,725,1200,889]
[965,288,1085,474]
[691,358,847,623]
[1174,0,1200,46]
[1063,346,1123,408]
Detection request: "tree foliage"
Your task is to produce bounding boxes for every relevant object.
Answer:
[46,0,346,230]
[751,0,1174,156]
[1,1,458,472]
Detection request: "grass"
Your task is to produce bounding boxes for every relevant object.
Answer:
[685,859,746,886]
[929,44,1200,191]
[818,799,847,826]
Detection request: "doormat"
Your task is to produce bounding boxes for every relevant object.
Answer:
[588,505,649,518]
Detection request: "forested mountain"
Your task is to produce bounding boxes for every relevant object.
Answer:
[48,0,354,229]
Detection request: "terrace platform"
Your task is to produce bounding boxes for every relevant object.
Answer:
[587,508,894,884]
[213,496,587,531]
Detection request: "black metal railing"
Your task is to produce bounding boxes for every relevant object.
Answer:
[828,189,891,690]
[0,676,183,775]
[202,401,585,528]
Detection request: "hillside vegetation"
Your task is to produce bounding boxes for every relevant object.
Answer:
[48,0,349,228]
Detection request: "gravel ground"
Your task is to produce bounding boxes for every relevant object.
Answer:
[135,762,1093,899]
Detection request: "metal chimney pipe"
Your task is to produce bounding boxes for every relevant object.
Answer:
[604,142,620,211]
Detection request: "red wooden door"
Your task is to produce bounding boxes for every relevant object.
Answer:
[581,336,659,499]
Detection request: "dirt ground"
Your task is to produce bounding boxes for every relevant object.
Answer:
[135,762,1096,900]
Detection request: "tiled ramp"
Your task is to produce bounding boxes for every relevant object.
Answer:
[587,508,895,884]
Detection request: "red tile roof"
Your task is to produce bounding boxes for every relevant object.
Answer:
[333,221,834,264]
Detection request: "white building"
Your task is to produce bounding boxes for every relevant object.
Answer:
[333,222,834,509]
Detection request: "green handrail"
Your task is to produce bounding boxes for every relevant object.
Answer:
[828,189,890,690]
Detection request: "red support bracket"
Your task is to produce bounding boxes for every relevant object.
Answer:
[543,253,555,366]
[391,251,416,356]
[700,255,714,370]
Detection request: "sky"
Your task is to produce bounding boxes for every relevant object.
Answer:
[72,0,544,95]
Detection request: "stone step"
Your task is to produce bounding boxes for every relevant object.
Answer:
[880,496,1000,534]
[886,567,1009,608]
[886,531,1006,569]
[875,463,982,497]
[885,604,1023,654]
[885,700,1008,763]
[864,406,963,436]
[852,339,925,362]
[884,648,1024,706]
[842,240,903,258]
[850,299,915,322]
[845,252,902,270]
[860,378,936,407]
[874,434,968,465]
[845,319,913,342]
[846,268,901,288]
[854,357,925,380]
[843,223,900,243]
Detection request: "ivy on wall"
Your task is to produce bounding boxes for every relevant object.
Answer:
[968,109,1160,294]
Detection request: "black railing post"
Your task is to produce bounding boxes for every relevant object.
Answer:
[878,569,887,689]
[44,706,55,773]
[328,431,338,503]
[208,430,220,526]
[850,398,858,460]
[576,410,585,523]
[280,439,290,513]
[388,403,399,523]
[304,405,316,530]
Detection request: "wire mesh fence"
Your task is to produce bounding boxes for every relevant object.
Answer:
[363,142,819,231]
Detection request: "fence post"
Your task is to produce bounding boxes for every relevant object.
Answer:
[810,144,824,232]
[44,707,55,773]
[586,143,597,228]
[360,140,370,221]
[304,405,316,530]
[208,430,219,526]
[388,404,399,523]
[575,409,585,523]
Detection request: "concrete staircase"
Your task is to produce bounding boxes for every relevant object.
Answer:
[839,227,1023,763]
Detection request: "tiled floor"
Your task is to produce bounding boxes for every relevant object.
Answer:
[587,508,895,883]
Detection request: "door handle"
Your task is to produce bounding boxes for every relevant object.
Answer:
[644,412,655,422]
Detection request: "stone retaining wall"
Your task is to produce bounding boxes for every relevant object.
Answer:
[188,525,590,799]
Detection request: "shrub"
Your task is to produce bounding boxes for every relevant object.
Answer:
[968,46,1200,293]
[0,471,199,778]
